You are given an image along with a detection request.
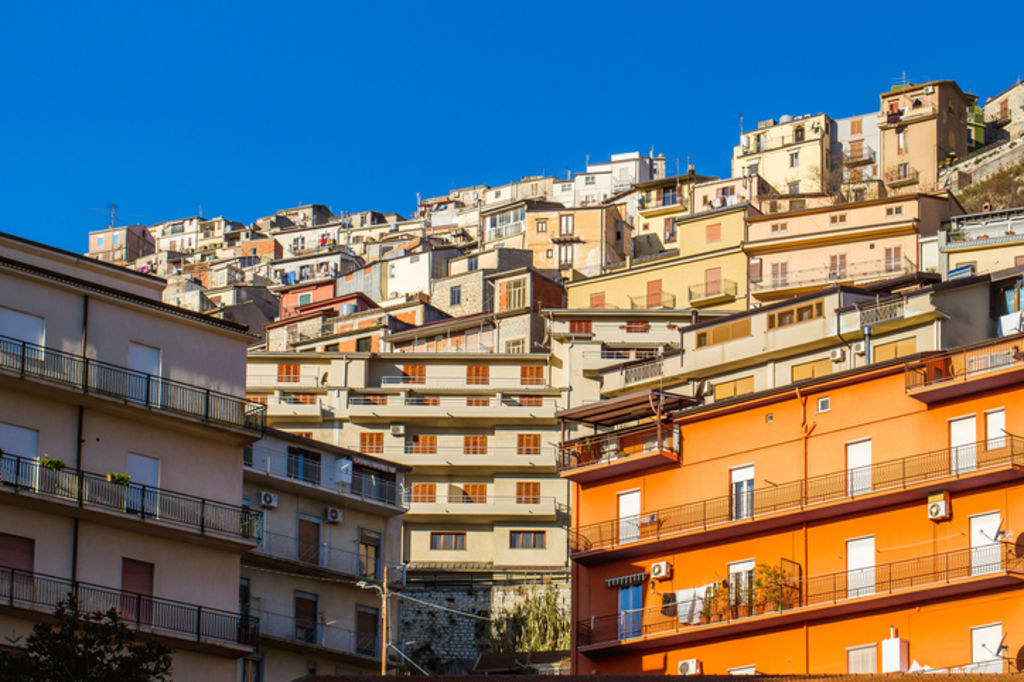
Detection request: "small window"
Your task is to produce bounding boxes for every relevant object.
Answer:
[788,182,800,194]
[569,320,592,334]
[467,257,478,272]
[625,321,650,333]
[517,434,541,456]
[505,339,525,354]
[817,396,830,413]
[545,249,553,258]
[584,176,596,185]
[97,236,104,247]
[536,220,547,233]
[706,223,722,243]
[830,214,847,224]
[770,222,787,234]
[450,286,462,306]
[355,337,372,352]
[516,481,540,503]
[509,530,545,548]
[789,152,799,167]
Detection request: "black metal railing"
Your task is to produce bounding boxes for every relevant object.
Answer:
[0,565,259,646]
[558,423,675,472]
[571,437,1024,553]
[350,471,400,507]
[577,544,1023,646]
[0,451,262,541]
[0,335,265,432]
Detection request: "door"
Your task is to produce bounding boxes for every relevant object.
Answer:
[294,591,318,643]
[0,307,45,372]
[646,280,662,308]
[121,558,154,625]
[731,465,754,520]
[950,416,977,473]
[846,440,872,496]
[125,453,160,517]
[617,490,641,544]
[986,410,1006,451]
[0,422,39,488]
[128,342,162,407]
[970,512,1001,576]
[617,584,643,639]
[846,536,875,598]
[0,532,35,600]
[729,559,756,613]
[705,267,722,297]
[971,623,1003,672]
[297,516,321,566]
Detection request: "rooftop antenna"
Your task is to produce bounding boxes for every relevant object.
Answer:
[198,204,203,219]
[739,114,744,135]
[675,156,680,176]
[108,203,117,229]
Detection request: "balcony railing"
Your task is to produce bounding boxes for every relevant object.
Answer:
[884,167,920,187]
[577,543,1022,647]
[486,222,524,241]
[582,349,661,363]
[558,424,673,472]
[348,394,559,409]
[858,298,905,327]
[571,437,1024,554]
[403,491,557,509]
[750,257,915,293]
[253,530,398,581]
[373,445,553,460]
[628,292,677,310]
[0,565,258,647]
[623,360,663,385]
[378,375,547,388]
[843,147,876,165]
[1,451,262,541]
[257,609,378,658]
[0,336,265,432]
[688,280,738,302]
[906,339,1024,392]
[245,452,401,508]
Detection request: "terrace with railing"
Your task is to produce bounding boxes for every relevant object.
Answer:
[571,437,1024,556]
[749,256,915,294]
[250,530,401,582]
[1,451,262,542]
[577,543,1022,649]
[256,609,377,659]
[245,448,403,509]
[0,565,258,648]
[628,292,677,310]
[0,335,265,432]
[688,280,738,305]
[858,297,905,327]
[906,338,1024,401]
[622,360,663,385]
[377,374,547,388]
[884,167,920,187]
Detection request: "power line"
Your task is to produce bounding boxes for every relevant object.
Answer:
[395,591,493,621]
[389,643,430,675]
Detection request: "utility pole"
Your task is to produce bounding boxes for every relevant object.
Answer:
[380,564,389,676]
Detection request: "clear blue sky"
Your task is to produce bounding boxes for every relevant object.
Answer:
[1,1,1020,253]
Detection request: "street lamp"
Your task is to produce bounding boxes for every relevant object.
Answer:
[357,566,389,676]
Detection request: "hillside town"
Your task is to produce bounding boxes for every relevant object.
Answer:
[3,74,1024,680]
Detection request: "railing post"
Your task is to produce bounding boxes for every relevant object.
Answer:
[15,457,21,492]
[77,469,84,507]
[144,375,150,407]
[196,606,203,642]
[139,485,147,518]
[135,591,141,630]
[200,499,206,534]
[204,390,210,423]
[82,358,90,392]
[19,341,26,377]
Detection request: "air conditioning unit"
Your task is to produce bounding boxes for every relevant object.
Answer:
[927,490,951,521]
[259,491,278,509]
[324,507,343,524]
[923,85,935,94]
[651,561,672,580]
[852,341,866,355]
[829,347,846,362]
[390,424,406,436]
[678,658,702,675]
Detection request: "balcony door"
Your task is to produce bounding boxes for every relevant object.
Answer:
[0,307,45,373]
[125,453,160,517]
[297,515,321,566]
[846,536,875,598]
[617,583,643,639]
[0,422,39,489]
[970,511,1001,576]
[294,591,318,643]
[617,490,641,545]
[128,342,162,407]
[950,415,977,474]
[846,440,872,496]
[731,465,754,520]
[121,558,154,626]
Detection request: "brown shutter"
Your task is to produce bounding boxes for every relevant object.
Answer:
[121,558,154,625]
[411,483,436,503]
[297,519,320,564]
[646,280,662,308]
[0,533,34,572]
[294,592,318,634]
[705,268,722,295]
[706,223,722,243]
[590,292,605,309]
[517,434,541,455]
[498,281,509,312]
[748,259,763,283]
[520,366,543,386]
[360,432,383,454]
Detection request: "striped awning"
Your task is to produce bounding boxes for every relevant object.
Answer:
[605,572,648,588]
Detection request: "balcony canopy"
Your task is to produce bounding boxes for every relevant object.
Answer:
[556,390,697,427]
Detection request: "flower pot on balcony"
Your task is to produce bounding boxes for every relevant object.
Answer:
[107,472,131,485]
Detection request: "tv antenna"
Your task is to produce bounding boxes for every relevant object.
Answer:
[108,203,117,229]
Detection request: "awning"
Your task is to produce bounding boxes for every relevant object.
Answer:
[605,572,648,588]
[557,390,698,427]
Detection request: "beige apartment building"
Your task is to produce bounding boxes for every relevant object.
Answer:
[732,113,836,195]
[0,232,266,680]
[86,224,155,265]
[878,80,973,194]
[242,428,407,679]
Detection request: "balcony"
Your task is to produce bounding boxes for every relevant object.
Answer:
[858,297,905,327]
[628,292,677,310]
[347,394,559,423]
[577,543,1024,652]
[688,280,738,308]
[622,360,663,386]
[249,530,401,582]
[582,349,661,371]
[558,423,677,484]
[884,167,920,188]
[1,451,262,544]
[245,450,403,510]
[843,147,876,166]
[378,375,546,388]
[0,565,258,650]
[254,609,378,661]
[248,372,322,388]
[370,445,554,472]
[486,222,524,242]
[570,436,1024,560]
[878,105,937,128]
[0,335,265,432]
[402,493,559,522]
[906,338,1024,403]
[750,257,915,298]
[265,394,328,421]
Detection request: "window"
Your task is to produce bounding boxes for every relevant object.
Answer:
[788,182,800,194]
[897,129,907,154]
[536,219,547,233]
[450,286,462,306]
[0,532,34,572]
[355,605,380,657]
[515,395,543,407]
[466,397,489,407]
[277,363,300,382]
[466,365,489,385]
[770,222,787,234]
[789,152,799,167]
[987,409,1006,450]
[590,292,605,309]
[510,530,546,549]
[467,257,478,271]
[569,320,592,334]
[559,214,575,235]
[457,483,487,503]
[297,292,313,306]
[287,447,321,484]
[664,217,676,242]
[791,358,832,382]
[731,466,754,520]
[584,175,596,185]
[558,244,573,267]
[359,432,383,455]
[767,301,824,329]
[521,365,544,386]
[463,435,487,455]
[729,559,755,607]
[113,233,120,245]
[506,279,526,310]
[794,125,805,142]
[817,396,830,413]
[358,529,382,580]
[545,248,553,258]
[517,434,541,456]
[411,483,436,503]
[850,117,863,135]
[662,187,677,205]
[706,223,722,243]
[872,336,917,362]
[625,321,650,333]
[830,254,847,278]
[714,376,754,400]
[695,318,752,349]
[505,339,525,354]
[884,246,902,272]
[897,162,910,179]
[770,262,789,288]
[847,644,877,674]
[516,481,541,504]
[830,214,847,224]
[294,591,319,643]
[407,434,437,454]
[355,336,372,352]
[97,236,104,247]
[885,206,903,216]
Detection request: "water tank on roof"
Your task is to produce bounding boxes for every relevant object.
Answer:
[338,303,358,316]
[779,114,794,123]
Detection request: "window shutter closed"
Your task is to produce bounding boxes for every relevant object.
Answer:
[0,533,34,572]
[748,259,762,283]
[590,292,605,309]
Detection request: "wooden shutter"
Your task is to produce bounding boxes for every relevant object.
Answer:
[590,292,605,309]
[356,606,379,654]
[466,397,489,407]
[520,366,543,386]
[1015,255,1024,267]
[467,365,489,385]
[463,435,487,455]
[295,592,318,632]
[569,320,592,334]
[121,558,154,625]
[0,533,34,572]
[277,363,300,382]
[849,139,863,157]
[297,518,320,564]
[706,223,722,243]
[403,365,425,384]
[705,268,722,296]
[360,432,383,454]
[517,434,541,455]
[411,483,436,503]
[409,434,437,454]
[498,281,509,311]
[748,259,763,283]
[663,217,675,241]
[516,481,541,504]
[647,280,662,308]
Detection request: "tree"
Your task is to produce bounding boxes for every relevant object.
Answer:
[0,597,172,682]
[488,584,569,653]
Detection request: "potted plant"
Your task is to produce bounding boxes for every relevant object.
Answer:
[106,472,131,485]
[712,582,730,622]
[699,586,714,624]
[755,562,793,613]
[40,456,66,471]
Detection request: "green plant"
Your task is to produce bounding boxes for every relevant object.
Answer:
[106,472,130,485]
[754,562,793,611]
[40,456,66,471]
[488,583,569,653]
[699,586,714,622]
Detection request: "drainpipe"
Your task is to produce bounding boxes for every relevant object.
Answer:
[72,294,89,583]
[862,326,873,364]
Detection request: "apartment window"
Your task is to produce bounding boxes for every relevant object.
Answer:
[403,364,425,384]
[569,320,592,334]
[731,466,754,520]
[246,394,267,405]
[277,363,300,382]
[558,244,574,267]
[510,530,546,549]
[789,152,799,167]
[897,162,910,179]
[0,532,34,572]
[294,591,319,644]
[584,176,596,185]
[847,644,877,674]
[561,183,572,192]
[767,301,823,329]
[287,447,321,484]
[625,321,650,333]
[411,483,436,503]
[493,190,501,199]
[770,222,787,234]
[886,206,904,216]
[706,223,722,243]
[559,214,575,235]
[791,358,832,382]
[466,397,489,407]
[872,337,917,362]
[897,129,907,154]
[507,279,527,309]
[536,219,547,233]
[517,434,541,456]
[662,187,677,205]
[770,262,789,288]
[467,257,478,271]
[516,481,541,504]
[359,432,383,455]
[466,365,489,385]
[521,365,544,386]
[817,396,831,413]
[590,292,605,309]
[456,484,487,503]
[296,514,321,565]
[714,376,754,401]
[884,246,902,272]
[97,236,104,247]
[450,286,462,306]
[359,529,382,580]
[545,248,553,258]
[515,395,543,407]
[407,434,437,454]
[664,217,676,242]
[830,214,847,224]
[695,317,752,349]
[729,558,755,608]
[505,339,525,354]
[987,409,1007,450]
[463,435,487,455]
[788,182,800,194]
[830,254,848,278]
[297,292,313,306]
[355,605,380,657]
[794,125,805,142]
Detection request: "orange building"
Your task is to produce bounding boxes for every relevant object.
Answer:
[562,335,1024,675]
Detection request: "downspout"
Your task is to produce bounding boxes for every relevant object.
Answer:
[72,294,89,583]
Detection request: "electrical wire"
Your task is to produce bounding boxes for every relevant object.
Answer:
[388,643,430,675]
[394,591,493,621]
